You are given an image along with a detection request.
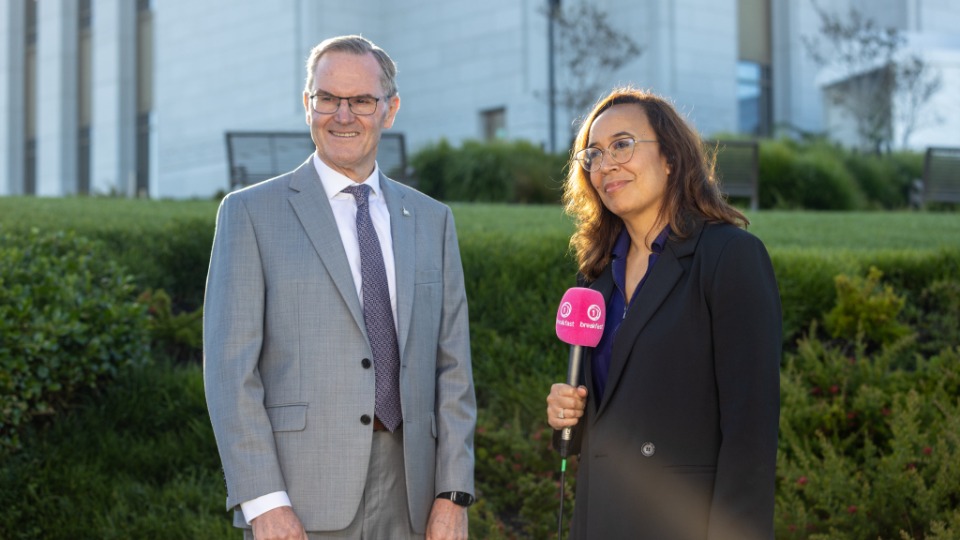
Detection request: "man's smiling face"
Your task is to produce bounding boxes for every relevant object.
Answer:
[303,50,400,182]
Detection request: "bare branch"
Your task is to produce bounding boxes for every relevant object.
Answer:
[802,0,941,151]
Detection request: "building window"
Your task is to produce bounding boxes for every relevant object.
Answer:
[737,61,772,137]
[24,0,38,195]
[481,107,507,141]
[25,0,37,45]
[136,1,153,196]
[78,0,93,194]
[737,0,772,137]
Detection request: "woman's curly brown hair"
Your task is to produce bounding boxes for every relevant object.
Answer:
[563,87,749,281]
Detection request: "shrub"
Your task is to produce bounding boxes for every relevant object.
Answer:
[906,279,960,356]
[842,152,910,209]
[777,336,960,539]
[411,139,567,204]
[776,265,960,539]
[0,229,150,450]
[823,267,911,348]
[408,138,456,201]
[793,149,864,210]
[139,289,204,364]
[759,139,804,209]
[0,360,233,539]
[770,248,960,345]
[757,139,921,210]
[143,217,216,312]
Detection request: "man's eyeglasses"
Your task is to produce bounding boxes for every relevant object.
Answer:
[574,137,658,173]
[309,92,383,116]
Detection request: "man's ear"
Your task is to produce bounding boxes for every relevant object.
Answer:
[382,94,401,129]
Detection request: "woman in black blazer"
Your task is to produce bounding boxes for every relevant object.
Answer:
[546,87,782,540]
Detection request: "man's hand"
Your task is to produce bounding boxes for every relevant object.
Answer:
[250,506,308,540]
[426,498,468,540]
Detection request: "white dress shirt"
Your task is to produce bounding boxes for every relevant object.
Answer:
[240,155,397,524]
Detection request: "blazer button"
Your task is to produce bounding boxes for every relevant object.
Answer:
[360,414,372,425]
[641,442,656,457]
[361,358,372,369]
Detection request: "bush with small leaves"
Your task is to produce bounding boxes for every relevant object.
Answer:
[0,229,150,450]
[824,266,912,348]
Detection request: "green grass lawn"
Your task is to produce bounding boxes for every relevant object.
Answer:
[2,197,957,251]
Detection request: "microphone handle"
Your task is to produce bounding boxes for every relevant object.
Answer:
[565,344,583,389]
[560,345,583,455]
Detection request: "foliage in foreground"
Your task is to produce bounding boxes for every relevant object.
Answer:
[0,229,150,451]
[0,359,233,539]
[774,266,960,539]
[0,204,958,538]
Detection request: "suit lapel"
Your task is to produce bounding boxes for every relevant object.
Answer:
[380,173,415,362]
[587,268,615,416]
[287,157,366,333]
[594,223,703,420]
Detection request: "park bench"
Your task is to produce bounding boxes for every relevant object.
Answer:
[705,140,759,211]
[225,131,407,191]
[922,147,960,205]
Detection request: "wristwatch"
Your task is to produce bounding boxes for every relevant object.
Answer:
[436,491,475,507]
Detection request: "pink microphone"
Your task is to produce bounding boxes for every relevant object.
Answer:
[555,287,606,456]
[556,287,606,347]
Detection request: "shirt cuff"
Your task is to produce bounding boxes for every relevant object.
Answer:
[240,491,292,524]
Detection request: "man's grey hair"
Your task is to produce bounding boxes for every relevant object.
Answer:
[304,35,398,97]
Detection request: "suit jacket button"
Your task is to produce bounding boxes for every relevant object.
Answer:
[641,442,656,457]
[361,358,371,369]
[360,414,372,425]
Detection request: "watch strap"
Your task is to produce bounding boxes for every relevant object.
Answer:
[436,491,475,507]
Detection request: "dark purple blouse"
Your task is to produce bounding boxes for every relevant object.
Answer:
[591,225,671,402]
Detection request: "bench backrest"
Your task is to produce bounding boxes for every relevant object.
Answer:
[923,147,960,204]
[225,132,407,190]
[705,140,759,210]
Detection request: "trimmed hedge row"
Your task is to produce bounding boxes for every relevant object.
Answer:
[0,229,150,450]
[411,139,569,204]
[409,138,926,210]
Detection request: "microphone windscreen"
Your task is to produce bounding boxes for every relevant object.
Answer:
[555,287,606,347]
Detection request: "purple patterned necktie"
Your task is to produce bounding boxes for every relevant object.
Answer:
[342,184,402,431]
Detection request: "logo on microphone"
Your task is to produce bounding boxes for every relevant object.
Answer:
[559,301,573,319]
[587,304,602,322]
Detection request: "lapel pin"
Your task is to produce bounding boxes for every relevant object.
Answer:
[402,207,410,216]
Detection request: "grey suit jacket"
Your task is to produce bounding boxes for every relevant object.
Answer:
[203,157,476,532]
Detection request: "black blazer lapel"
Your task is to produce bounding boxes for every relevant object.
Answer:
[594,223,703,420]
[585,268,615,415]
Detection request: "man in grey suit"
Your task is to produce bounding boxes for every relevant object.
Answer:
[203,35,476,540]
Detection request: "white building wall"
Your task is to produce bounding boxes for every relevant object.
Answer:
[91,0,136,196]
[670,0,739,137]
[771,0,826,137]
[1,0,958,198]
[0,1,25,196]
[385,0,538,152]
[36,0,78,196]
[152,1,299,198]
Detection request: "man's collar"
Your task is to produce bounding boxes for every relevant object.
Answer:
[311,154,381,199]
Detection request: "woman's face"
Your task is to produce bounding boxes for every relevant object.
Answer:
[586,103,671,226]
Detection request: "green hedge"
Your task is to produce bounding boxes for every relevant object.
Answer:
[0,359,232,539]
[2,209,959,538]
[0,229,150,450]
[409,138,926,210]
[411,139,568,204]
